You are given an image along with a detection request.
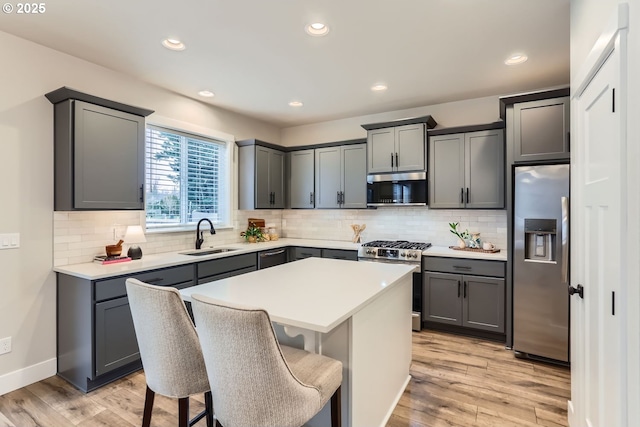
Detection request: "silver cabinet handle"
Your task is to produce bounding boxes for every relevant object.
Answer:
[561,196,569,284]
[310,192,314,205]
[260,249,286,257]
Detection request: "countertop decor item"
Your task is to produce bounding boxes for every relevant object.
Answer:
[240,224,264,243]
[105,239,124,257]
[124,226,146,259]
[449,222,470,248]
[351,224,366,243]
[94,255,132,265]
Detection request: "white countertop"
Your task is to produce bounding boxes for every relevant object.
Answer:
[53,238,361,280]
[53,238,506,281]
[424,245,507,261]
[181,257,415,333]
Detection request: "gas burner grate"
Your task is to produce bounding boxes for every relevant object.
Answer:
[361,240,432,250]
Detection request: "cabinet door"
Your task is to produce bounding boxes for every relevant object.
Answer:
[315,147,341,208]
[428,134,465,208]
[269,149,285,208]
[289,150,315,208]
[290,247,322,260]
[322,249,358,261]
[513,96,570,162]
[423,272,462,326]
[465,130,504,208]
[367,128,396,173]
[462,276,505,333]
[341,144,367,208]
[74,101,144,210]
[95,296,140,376]
[395,124,425,172]
[255,146,272,208]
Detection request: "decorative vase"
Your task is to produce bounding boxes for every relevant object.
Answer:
[248,236,257,243]
[457,238,466,249]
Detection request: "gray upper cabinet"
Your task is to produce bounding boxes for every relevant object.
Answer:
[315,144,366,209]
[46,88,153,211]
[289,149,315,208]
[513,96,570,162]
[367,123,426,174]
[238,141,285,209]
[429,129,504,209]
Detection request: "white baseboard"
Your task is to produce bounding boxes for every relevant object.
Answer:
[0,358,57,396]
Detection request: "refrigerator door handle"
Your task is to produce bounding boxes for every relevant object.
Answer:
[561,196,569,284]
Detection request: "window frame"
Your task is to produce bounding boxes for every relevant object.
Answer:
[144,124,233,232]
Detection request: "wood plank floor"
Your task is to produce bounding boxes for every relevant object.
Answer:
[0,330,570,427]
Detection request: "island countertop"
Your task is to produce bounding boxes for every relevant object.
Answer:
[181,257,415,333]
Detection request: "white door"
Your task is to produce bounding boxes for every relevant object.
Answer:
[570,35,625,427]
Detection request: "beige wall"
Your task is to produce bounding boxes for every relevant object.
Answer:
[280,95,502,147]
[0,29,279,390]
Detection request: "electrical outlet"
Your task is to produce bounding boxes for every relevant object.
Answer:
[0,337,11,355]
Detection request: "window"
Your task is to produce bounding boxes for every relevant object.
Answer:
[145,125,230,229]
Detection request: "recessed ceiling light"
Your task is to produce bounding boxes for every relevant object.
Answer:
[371,84,388,92]
[198,90,215,97]
[504,53,528,65]
[162,38,186,51]
[288,101,304,107]
[305,22,330,36]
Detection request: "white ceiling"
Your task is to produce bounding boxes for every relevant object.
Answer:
[0,0,570,127]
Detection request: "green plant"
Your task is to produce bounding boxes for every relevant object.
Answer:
[240,223,264,241]
[449,222,470,241]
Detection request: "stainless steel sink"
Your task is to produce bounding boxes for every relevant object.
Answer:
[180,248,238,256]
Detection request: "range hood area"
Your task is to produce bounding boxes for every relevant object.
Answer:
[361,115,437,207]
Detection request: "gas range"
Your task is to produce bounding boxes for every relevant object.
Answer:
[357,240,432,264]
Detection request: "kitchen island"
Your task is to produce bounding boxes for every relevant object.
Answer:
[181,257,414,427]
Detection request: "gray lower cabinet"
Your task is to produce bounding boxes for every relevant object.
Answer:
[513,96,570,162]
[290,247,323,261]
[238,141,285,209]
[423,257,505,336]
[289,149,315,208]
[322,249,358,261]
[315,144,366,209]
[429,129,504,209]
[57,264,194,392]
[196,253,257,284]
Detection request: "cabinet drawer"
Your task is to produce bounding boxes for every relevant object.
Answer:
[322,249,358,261]
[291,247,322,260]
[95,265,194,302]
[197,253,257,279]
[423,257,505,278]
[198,265,257,285]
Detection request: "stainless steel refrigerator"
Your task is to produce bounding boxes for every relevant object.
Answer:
[513,164,569,362]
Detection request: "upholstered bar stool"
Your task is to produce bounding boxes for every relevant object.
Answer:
[125,278,214,427]
[191,294,343,427]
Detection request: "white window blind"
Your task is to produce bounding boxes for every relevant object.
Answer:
[145,125,230,229]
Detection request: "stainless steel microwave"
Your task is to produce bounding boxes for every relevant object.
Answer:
[366,172,427,207]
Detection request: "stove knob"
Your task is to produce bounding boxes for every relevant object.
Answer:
[367,249,375,255]
[400,252,405,257]
[412,253,418,259]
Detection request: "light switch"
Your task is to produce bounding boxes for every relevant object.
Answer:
[0,233,19,250]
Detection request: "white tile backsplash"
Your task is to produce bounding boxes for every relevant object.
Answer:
[53,207,506,266]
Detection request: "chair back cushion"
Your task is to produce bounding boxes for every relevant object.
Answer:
[191,295,322,427]
[125,278,209,398]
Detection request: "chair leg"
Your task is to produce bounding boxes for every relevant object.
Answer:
[142,386,155,427]
[178,397,189,427]
[330,386,342,427]
[204,391,214,427]
[215,419,223,427]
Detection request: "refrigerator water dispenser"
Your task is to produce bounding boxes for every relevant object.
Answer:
[524,218,556,262]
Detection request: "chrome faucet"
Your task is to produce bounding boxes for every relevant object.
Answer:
[195,218,216,249]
